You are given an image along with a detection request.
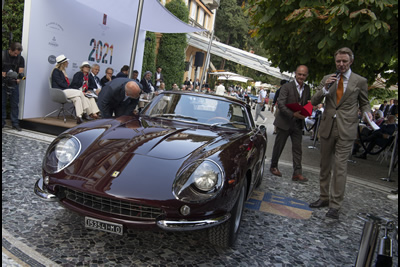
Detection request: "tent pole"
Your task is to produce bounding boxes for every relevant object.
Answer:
[199,30,214,90]
[129,0,145,79]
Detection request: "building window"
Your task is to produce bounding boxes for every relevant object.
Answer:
[198,8,204,26]
[190,2,197,20]
[204,15,209,29]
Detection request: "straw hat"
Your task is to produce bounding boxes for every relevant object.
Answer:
[56,54,69,64]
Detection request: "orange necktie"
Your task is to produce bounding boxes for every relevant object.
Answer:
[336,74,344,105]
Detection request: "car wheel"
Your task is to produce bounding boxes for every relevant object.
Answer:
[208,181,247,247]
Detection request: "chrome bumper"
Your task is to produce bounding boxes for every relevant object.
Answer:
[156,213,230,231]
[34,177,57,201]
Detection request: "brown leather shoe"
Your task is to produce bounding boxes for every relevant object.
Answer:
[309,199,329,208]
[292,174,308,182]
[269,167,282,177]
[326,208,339,219]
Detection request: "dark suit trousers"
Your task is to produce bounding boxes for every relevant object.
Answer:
[270,121,303,175]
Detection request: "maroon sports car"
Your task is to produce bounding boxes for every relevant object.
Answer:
[34,91,267,247]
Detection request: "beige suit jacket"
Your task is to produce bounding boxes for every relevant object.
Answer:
[274,81,311,131]
[311,71,370,140]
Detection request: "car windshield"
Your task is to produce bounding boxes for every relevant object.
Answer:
[142,93,249,129]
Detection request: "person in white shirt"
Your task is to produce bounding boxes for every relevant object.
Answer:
[154,67,164,90]
[215,82,226,96]
[255,87,267,123]
[90,63,102,95]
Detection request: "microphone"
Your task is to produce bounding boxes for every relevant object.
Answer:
[326,70,341,89]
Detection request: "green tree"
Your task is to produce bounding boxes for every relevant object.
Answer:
[2,0,24,50]
[156,0,189,90]
[245,0,398,87]
[213,0,249,70]
[141,31,156,78]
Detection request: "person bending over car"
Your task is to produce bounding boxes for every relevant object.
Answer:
[97,78,142,118]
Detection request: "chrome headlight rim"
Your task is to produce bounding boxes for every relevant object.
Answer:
[173,159,224,203]
[43,134,81,174]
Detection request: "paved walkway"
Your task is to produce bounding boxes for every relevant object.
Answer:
[2,111,398,266]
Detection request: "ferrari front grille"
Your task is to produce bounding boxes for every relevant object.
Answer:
[61,187,164,220]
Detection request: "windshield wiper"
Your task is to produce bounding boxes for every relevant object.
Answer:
[210,122,247,128]
[151,114,198,121]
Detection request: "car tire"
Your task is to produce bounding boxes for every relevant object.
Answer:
[208,181,247,247]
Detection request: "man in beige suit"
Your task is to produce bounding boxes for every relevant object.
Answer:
[270,65,311,182]
[309,47,372,219]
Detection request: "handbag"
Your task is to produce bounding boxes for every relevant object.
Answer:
[261,104,266,111]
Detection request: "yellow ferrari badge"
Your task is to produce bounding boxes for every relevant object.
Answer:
[111,171,120,177]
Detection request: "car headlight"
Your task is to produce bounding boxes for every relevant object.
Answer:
[43,135,81,174]
[193,162,219,191]
[173,159,224,203]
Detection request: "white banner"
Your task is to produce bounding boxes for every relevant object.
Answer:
[21,0,137,119]
[20,0,205,119]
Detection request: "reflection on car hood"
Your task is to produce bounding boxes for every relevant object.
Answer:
[94,116,224,160]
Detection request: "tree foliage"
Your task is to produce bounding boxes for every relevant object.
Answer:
[245,0,398,87]
[2,0,24,50]
[211,0,279,85]
[141,31,157,77]
[156,0,189,89]
[213,0,249,70]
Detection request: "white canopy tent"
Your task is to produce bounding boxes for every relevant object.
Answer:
[218,76,252,83]
[187,33,294,81]
[209,72,253,83]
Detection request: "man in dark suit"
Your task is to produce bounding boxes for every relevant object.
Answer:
[379,100,390,117]
[97,78,142,118]
[269,65,311,182]
[309,47,372,219]
[388,99,398,117]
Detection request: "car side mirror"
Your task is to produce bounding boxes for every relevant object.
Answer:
[259,125,266,134]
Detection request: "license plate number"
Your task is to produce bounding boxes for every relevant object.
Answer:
[85,217,123,235]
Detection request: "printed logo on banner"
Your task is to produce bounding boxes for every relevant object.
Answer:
[46,22,64,32]
[48,55,56,64]
[103,14,107,25]
[48,36,59,48]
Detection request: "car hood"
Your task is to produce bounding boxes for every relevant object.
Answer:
[91,116,224,160]
[61,116,240,200]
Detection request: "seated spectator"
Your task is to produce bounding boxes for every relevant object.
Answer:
[353,110,386,154]
[70,61,101,119]
[90,63,102,95]
[132,70,140,82]
[51,55,98,124]
[100,67,115,87]
[158,82,166,93]
[171,83,179,91]
[354,115,397,159]
[180,84,186,91]
[140,71,155,94]
[183,77,191,87]
[115,65,129,78]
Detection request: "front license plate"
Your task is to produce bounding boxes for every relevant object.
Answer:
[85,217,123,235]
